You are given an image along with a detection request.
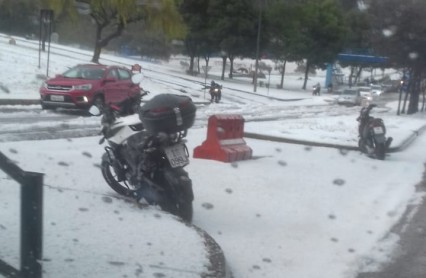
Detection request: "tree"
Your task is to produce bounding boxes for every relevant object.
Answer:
[0,0,39,36]
[339,3,378,86]
[208,0,259,80]
[296,0,347,89]
[179,0,212,75]
[266,0,305,88]
[368,0,426,114]
[72,0,184,63]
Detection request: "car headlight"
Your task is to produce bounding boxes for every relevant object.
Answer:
[73,84,92,91]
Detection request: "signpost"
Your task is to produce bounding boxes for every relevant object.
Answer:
[38,9,54,77]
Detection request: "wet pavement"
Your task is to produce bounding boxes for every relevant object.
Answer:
[357,174,426,278]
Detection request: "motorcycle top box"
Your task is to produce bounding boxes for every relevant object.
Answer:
[139,94,196,134]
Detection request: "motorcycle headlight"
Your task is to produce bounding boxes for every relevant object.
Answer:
[214,88,219,92]
[73,84,92,91]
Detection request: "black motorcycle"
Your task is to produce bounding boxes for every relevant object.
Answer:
[357,104,392,160]
[89,93,196,222]
[209,81,222,103]
[312,83,321,96]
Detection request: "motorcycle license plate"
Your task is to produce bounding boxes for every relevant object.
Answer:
[373,126,384,134]
[164,144,189,168]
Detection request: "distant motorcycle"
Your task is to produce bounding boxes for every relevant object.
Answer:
[357,104,392,160]
[312,83,321,96]
[89,91,197,222]
[209,81,222,103]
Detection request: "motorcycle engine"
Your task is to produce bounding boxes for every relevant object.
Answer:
[120,132,149,176]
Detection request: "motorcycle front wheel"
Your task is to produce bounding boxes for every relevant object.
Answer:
[101,158,137,197]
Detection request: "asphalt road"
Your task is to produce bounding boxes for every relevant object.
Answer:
[357,175,426,278]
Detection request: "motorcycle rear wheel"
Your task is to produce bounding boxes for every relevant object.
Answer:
[156,168,194,223]
[358,138,367,153]
[101,159,137,197]
[375,143,386,160]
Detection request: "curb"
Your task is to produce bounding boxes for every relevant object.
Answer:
[0,99,40,105]
[244,132,359,151]
[245,124,426,153]
[389,125,426,152]
[0,99,211,106]
[192,225,230,278]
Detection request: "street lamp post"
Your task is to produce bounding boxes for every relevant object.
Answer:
[253,0,263,93]
[38,9,53,77]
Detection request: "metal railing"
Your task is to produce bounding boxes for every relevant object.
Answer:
[0,151,44,278]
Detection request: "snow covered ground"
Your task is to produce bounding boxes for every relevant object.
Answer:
[0,34,426,278]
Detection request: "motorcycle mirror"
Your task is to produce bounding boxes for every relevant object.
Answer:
[88,105,101,116]
[131,73,144,84]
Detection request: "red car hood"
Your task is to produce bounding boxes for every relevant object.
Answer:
[46,77,99,86]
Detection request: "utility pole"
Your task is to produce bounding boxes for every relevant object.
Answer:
[253,0,263,93]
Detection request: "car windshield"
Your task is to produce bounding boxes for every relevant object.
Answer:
[62,66,105,80]
[371,85,381,90]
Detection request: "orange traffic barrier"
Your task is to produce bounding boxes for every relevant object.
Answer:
[193,114,253,162]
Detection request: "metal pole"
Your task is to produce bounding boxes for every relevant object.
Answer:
[267,71,271,95]
[253,0,262,93]
[21,172,44,278]
[204,65,208,100]
[38,10,43,69]
[46,12,52,77]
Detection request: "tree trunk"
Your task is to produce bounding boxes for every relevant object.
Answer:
[91,19,124,63]
[92,46,102,63]
[354,66,363,85]
[401,70,413,114]
[302,60,310,90]
[422,81,425,112]
[91,25,105,63]
[407,69,421,114]
[401,89,409,114]
[229,56,235,79]
[349,66,355,87]
[204,56,210,80]
[189,55,195,75]
[279,60,287,89]
[221,56,227,80]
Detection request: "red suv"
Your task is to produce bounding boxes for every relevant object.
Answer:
[39,64,141,110]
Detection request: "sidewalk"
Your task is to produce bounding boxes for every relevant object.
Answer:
[0,141,229,278]
[245,124,426,153]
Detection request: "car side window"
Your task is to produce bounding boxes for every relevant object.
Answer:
[117,68,131,80]
[107,68,118,79]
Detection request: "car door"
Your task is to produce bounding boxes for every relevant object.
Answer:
[103,68,122,104]
[117,68,139,100]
